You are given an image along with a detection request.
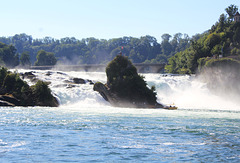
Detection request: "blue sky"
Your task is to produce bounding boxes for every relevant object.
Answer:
[1,0,239,42]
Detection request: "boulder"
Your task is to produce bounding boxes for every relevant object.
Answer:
[45,71,52,76]
[21,71,40,84]
[87,79,94,85]
[73,78,86,84]
[22,71,36,79]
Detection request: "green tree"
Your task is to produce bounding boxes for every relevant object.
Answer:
[161,34,173,56]
[13,53,19,67]
[216,14,227,32]
[20,51,31,66]
[34,50,57,66]
[233,26,240,43]
[225,4,238,21]
[0,42,19,67]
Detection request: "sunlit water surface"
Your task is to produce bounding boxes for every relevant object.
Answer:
[0,70,239,162]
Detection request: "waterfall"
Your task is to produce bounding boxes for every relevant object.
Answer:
[14,69,240,111]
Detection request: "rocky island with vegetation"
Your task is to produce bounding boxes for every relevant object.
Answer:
[94,54,163,108]
[0,67,59,107]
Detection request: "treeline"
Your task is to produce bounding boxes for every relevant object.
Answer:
[165,4,240,74]
[0,42,57,68]
[0,33,191,66]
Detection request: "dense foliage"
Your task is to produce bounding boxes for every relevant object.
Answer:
[20,51,31,67]
[198,57,240,71]
[34,50,57,66]
[31,80,56,106]
[0,33,190,66]
[106,55,157,104]
[0,67,57,106]
[165,5,240,74]
[0,42,19,67]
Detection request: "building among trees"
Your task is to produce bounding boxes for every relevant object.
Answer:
[234,12,240,22]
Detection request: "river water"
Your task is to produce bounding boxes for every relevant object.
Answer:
[0,70,239,162]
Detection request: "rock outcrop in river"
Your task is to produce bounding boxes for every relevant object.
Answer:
[93,55,163,108]
[0,67,59,107]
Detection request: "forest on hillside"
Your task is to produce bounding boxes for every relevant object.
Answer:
[0,33,191,67]
[165,4,240,74]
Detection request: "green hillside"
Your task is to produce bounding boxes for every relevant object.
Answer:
[165,4,240,74]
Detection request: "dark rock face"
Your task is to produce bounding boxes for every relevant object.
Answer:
[94,55,163,108]
[0,99,15,106]
[21,71,40,83]
[93,82,163,108]
[93,82,118,105]
[63,78,94,87]
[21,71,36,79]
[0,95,20,106]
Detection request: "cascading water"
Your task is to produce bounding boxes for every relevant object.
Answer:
[0,69,239,162]
[21,69,239,111]
[144,73,240,111]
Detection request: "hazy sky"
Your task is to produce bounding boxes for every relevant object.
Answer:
[1,0,239,42]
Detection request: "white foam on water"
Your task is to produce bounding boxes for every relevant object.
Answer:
[144,73,240,111]
[12,69,240,113]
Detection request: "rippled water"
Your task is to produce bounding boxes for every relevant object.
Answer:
[0,70,239,162]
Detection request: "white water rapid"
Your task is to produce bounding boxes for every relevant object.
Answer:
[14,69,240,112]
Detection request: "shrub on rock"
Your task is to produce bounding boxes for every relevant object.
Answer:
[31,80,58,107]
